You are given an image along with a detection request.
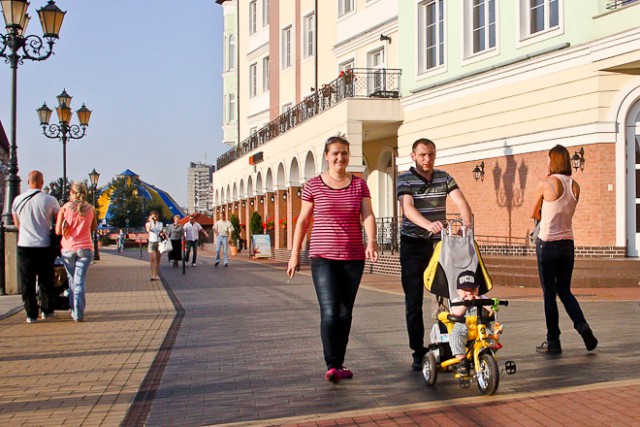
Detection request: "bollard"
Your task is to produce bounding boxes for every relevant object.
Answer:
[139,238,143,258]
[181,237,186,275]
[0,221,5,295]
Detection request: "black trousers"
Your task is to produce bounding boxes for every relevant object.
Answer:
[400,235,435,357]
[311,257,365,369]
[18,246,55,318]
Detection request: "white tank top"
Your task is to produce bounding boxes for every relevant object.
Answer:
[538,174,577,242]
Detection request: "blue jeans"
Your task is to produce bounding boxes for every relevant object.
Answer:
[536,239,587,342]
[62,248,94,321]
[400,235,435,357]
[185,240,198,264]
[311,257,364,369]
[215,236,229,265]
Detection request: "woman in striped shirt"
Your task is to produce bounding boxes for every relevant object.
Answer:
[287,136,379,384]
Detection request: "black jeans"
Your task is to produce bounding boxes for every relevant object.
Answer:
[311,257,364,369]
[18,246,55,318]
[400,235,435,357]
[536,239,587,342]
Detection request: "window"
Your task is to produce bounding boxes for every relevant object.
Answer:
[338,0,354,17]
[340,60,355,72]
[249,1,257,35]
[471,0,495,54]
[303,13,315,58]
[227,93,236,122]
[249,63,257,98]
[520,0,560,39]
[530,0,558,34]
[227,34,236,70]
[262,56,270,92]
[418,0,445,73]
[281,26,292,69]
[263,0,269,27]
[368,49,385,94]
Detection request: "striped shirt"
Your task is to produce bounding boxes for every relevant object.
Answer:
[303,175,371,260]
[397,168,459,240]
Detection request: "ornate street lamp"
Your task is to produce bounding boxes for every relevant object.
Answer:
[0,0,66,225]
[37,89,92,202]
[88,168,100,260]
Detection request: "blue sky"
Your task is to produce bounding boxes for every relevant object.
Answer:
[0,0,225,207]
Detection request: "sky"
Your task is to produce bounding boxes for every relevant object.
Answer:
[0,0,226,208]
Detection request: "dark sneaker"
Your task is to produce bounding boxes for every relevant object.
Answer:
[224,264,229,267]
[214,262,219,267]
[411,350,426,371]
[536,340,562,354]
[337,366,353,380]
[577,323,598,351]
[325,368,340,384]
[457,360,470,377]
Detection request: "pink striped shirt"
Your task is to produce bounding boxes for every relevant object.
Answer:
[303,175,371,260]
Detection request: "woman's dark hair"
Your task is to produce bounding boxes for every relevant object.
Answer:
[548,145,572,176]
[324,135,350,154]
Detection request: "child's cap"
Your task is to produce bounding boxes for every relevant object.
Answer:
[457,270,478,289]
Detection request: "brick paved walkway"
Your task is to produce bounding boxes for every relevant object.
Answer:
[0,253,174,426]
[0,249,638,426]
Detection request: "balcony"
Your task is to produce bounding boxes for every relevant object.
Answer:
[216,68,401,170]
[606,0,639,9]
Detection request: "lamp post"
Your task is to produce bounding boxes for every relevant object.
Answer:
[37,89,92,202]
[0,0,66,225]
[88,168,100,261]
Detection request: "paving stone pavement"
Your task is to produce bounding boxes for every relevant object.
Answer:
[0,248,639,426]
[0,252,174,427]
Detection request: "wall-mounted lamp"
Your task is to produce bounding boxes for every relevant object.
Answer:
[472,161,485,182]
[216,207,220,212]
[282,192,288,201]
[242,201,246,207]
[310,87,315,92]
[270,195,275,203]
[380,34,392,43]
[260,197,264,204]
[296,189,302,198]
[571,147,585,172]
[222,206,226,212]
[250,200,255,206]
[234,204,238,209]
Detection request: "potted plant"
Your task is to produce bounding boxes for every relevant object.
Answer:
[229,214,241,256]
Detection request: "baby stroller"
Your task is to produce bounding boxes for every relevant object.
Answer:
[37,257,70,312]
[421,220,516,395]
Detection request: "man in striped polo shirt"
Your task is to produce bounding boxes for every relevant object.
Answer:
[397,138,473,371]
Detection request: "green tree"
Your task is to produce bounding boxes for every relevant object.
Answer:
[229,214,240,245]
[107,176,144,227]
[45,177,71,201]
[250,211,262,236]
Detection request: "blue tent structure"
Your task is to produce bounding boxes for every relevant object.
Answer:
[96,169,184,226]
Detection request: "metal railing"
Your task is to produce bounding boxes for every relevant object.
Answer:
[216,68,401,170]
[371,216,530,255]
[606,0,639,9]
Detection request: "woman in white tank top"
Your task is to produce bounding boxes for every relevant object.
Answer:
[530,145,597,355]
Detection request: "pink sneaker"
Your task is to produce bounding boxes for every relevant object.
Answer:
[325,368,340,383]
[337,366,353,380]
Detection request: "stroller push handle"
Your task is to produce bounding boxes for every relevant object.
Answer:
[451,299,509,308]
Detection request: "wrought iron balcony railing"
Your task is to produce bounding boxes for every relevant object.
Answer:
[606,0,639,9]
[216,68,401,170]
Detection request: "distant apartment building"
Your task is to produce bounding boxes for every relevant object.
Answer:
[187,162,215,215]
[213,0,640,258]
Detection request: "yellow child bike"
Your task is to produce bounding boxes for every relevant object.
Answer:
[422,298,516,395]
